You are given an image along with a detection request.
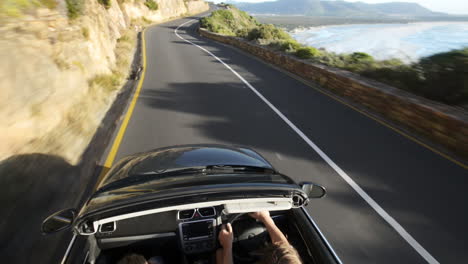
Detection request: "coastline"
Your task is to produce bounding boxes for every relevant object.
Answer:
[255,14,468,30]
[289,21,468,62]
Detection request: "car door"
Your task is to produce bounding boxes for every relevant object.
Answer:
[292,207,342,264]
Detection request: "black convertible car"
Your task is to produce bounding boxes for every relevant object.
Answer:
[43,145,342,264]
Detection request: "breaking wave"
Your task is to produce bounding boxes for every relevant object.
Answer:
[290,22,468,62]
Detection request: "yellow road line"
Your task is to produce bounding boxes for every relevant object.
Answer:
[278,68,468,170]
[96,29,148,187]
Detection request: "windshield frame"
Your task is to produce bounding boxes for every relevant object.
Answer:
[74,178,306,235]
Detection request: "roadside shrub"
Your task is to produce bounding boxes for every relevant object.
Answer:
[246,27,261,40]
[89,73,121,93]
[267,39,302,52]
[117,34,131,43]
[380,58,405,67]
[200,12,236,36]
[217,9,234,21]
[418,48,468,104]
[144,0,158,10]
[66,0,83,19]
[200,8,258,37]
[247,24,291,41]
[279,40,302,52]
[199,17,210,29]
[361,64,424,92]
[295,47,320,59]
[235,28,251,39]
[350,52,374,62]
[98,0,111,9]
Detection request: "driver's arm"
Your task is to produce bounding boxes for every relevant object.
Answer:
[250,211,288,245]
[217,223,234,264]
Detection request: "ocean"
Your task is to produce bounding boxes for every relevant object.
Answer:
[290,22,468,62]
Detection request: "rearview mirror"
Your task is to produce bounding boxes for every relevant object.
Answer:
[300,182,326,198]
[41,208,76,234]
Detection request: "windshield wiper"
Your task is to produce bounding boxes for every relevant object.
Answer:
[97,165,275,193]
[132,165,274,176]
[97,167,207,193]
[206,165,275,174]
[131,166,208,176]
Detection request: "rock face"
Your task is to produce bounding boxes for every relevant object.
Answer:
[0,0,208,163]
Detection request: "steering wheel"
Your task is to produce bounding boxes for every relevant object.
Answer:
[226,213,268,263]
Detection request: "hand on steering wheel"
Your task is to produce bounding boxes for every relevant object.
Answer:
[226,213,268,263]
[218,223,233,250]
[248,211,270,223]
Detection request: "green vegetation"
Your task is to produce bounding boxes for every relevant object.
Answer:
[0,0,57,18]
[200,8,259,36]
[144,0,158,10]
[360,49,468,104]
[246,24,291,41]
[89,73,121,92]
[39,0,57,9]
[0,0,34,18]
[295,47,319,59]
[201,7,468,105]
[418,49,468,103]
[98,0,111,9]
[88,29,136,95]
[66,0,83,19]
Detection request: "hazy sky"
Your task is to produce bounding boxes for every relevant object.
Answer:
[219,0,468,14]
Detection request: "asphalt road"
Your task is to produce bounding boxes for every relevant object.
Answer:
[105,11,468,264]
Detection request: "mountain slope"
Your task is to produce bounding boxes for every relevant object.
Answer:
[232,0,445,17]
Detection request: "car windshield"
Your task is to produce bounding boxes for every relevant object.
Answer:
[98,171,292,193]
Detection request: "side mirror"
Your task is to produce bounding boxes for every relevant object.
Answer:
[42,208,76,234]
[300,182,326,198]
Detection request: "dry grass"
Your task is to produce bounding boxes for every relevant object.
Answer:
[88,29,136,95]
[53,57,70,69]
[24,28,138,163]
[81,27,89,40]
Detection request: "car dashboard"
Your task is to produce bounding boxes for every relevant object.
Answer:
[95,206,222,255]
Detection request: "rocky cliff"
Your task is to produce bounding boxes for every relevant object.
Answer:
[0,0,208,163]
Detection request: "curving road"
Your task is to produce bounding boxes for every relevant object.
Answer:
[100,9,468,264]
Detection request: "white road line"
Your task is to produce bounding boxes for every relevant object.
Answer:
[174,19,439,264]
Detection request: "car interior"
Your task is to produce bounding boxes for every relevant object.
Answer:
[90,205,335,264]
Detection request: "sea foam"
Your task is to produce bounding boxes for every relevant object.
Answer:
[290,22,468,62]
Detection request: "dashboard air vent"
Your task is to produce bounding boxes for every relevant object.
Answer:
[179,209,195,220]
[198,207,215,217]
[99,222,116,233]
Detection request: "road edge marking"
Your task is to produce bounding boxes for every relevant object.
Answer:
[104,29,147,168]
[273,66,468,169]
[97,28,148,184]
[175,19,439,264]
[201,27,467,170]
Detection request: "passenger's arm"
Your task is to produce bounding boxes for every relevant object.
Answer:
[250,211,289,245]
